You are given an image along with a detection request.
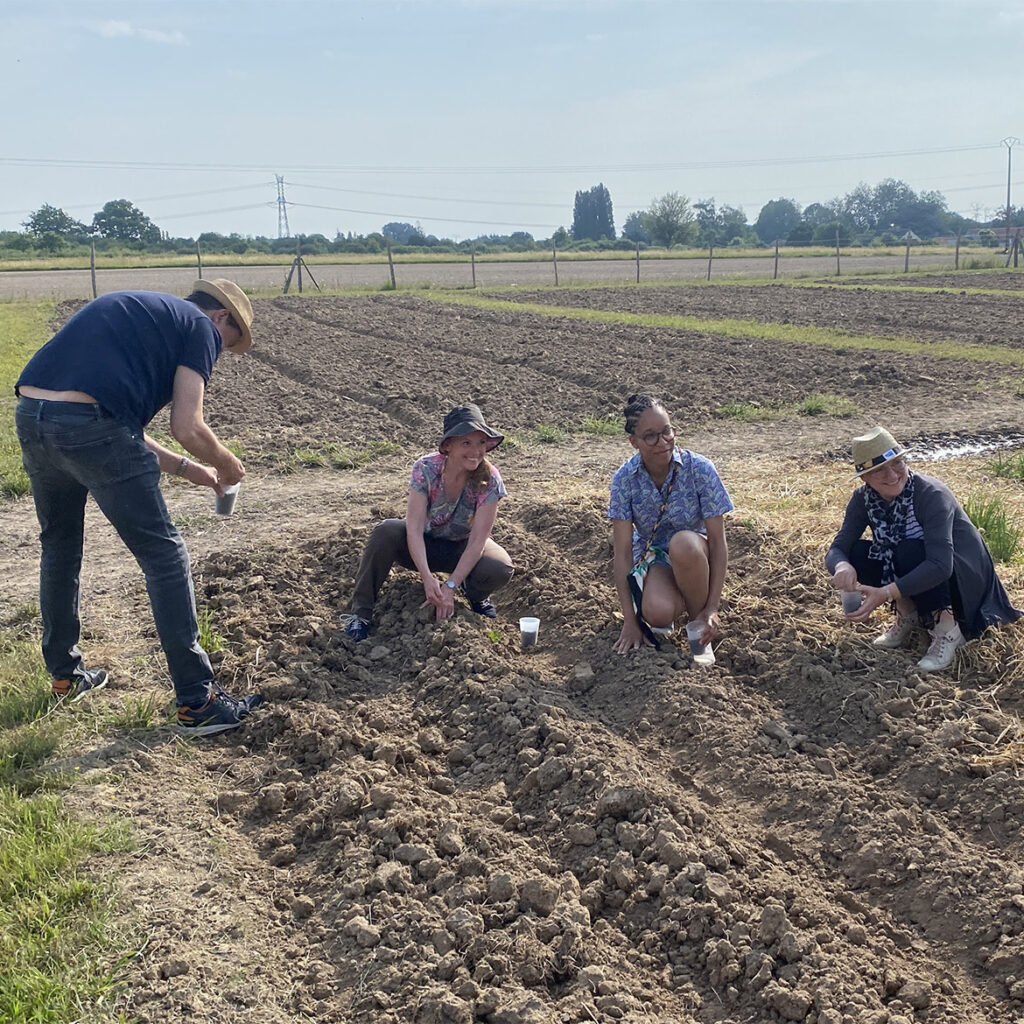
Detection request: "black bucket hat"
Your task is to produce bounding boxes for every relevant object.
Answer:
[440,404,504,452]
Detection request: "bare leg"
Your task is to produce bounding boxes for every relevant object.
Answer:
[637,564,687,628]
[668,530,711,619]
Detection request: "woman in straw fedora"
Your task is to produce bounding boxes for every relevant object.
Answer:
[826,426,1020,671]
[344,404,514,642]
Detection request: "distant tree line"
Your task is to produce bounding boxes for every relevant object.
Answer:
[2,179,1021,260]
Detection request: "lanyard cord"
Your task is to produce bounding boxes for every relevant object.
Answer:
[636,460,679,565]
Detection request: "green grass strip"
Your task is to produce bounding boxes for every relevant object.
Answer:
[0,636,136,1021]
[0,785,133,1023]
[416,290,1024,368]
[0,301,55,497]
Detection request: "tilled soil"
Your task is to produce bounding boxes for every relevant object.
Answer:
[484,283,1024,353]
[6,289,1024,1024]
[191,293,1019,463]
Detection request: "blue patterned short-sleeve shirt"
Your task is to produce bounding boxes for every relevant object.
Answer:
[608,448,733,562]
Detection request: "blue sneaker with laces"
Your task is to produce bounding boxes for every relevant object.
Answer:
[176,688,264,736]
[344,615,371,642]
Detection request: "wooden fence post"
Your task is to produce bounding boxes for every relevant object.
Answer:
[552,245,558,286]
[195,240,203,280]
[835,228,841,276]
[635,244,640,284]
[297,237,304,293]
[89,241,97,299]
[955,232,961,270]
[773,239,780,280]
[1015,230,1021,269]
[471,250,476,288]
[706,244,713,282]
[904,238,911,273]
[387,243,396,289]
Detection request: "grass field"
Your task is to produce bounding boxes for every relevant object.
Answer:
[0,302,54,496]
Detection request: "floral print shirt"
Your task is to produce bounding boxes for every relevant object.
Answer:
[409,451,506,541]
[608,448,733,562]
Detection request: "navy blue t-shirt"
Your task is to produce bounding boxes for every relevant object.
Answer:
[17,291,221,430]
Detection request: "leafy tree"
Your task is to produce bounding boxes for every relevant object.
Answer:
[36,232,69,254]
[507,231,535,251]
[646,192,695,248]
[381,222,417,243]
[24,204,88,239]
[786,223,814,246]
[801,202,835,227]
[621,211,650,244]
[571,183,615,241]
[811,221,852,246]
[92,199,160,242]
[551,226,570,248]
[694,198,750,246]
[754,198,801,244]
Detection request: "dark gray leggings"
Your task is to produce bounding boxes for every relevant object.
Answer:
[350,518,514,621]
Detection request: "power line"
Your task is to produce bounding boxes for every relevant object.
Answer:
[0,142,1001,176]
[287,180,568,209]
[286,200,560,231]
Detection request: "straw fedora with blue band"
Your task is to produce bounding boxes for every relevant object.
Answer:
[192,278,253,354]
[851,426,906,479]
[440,404,504,452]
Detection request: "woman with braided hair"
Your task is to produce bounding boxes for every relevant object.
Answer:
[826,426,1020,672]
[608,394,733,661]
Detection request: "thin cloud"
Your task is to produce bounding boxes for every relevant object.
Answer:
[94,20,186,45]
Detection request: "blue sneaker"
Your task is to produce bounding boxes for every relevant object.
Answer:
[52,668,109,703]
[344,615,371,642]
[460,584,497,619]
[176,689,264,736]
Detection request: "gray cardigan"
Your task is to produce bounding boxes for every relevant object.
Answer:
[826,473,1021,639]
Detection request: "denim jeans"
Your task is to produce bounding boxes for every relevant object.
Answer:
[15,397,213,707]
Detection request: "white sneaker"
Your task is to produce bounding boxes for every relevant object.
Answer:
[917,623,965,672]
[873,611,920,649]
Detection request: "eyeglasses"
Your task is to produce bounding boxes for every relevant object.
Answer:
[864,458,906,480]
[635,425,675,447]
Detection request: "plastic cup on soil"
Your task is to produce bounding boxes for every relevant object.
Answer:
[841,589,863,615]
[215,483,241,516]
[685,621,706,656]
[519,617,540,651]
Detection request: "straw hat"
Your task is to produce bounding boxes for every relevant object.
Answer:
[851,425,905,478]
[440,404,504,452]
[192,278,253,353]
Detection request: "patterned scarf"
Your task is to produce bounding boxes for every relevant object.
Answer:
[864,470,916,584]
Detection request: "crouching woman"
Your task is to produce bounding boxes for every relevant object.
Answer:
[608,394,733,661]
[345,404,514,641]
[827,425,1021,672]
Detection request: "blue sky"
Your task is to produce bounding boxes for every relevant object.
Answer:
[1,0,1021,240]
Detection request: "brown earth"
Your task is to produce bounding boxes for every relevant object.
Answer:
[485,282,1024,353]
[4,288,1024,1024]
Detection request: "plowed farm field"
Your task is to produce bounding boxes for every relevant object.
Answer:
[3,281,1024,1024]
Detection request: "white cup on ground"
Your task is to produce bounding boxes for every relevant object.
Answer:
[686,620,716,666]
[841,589,862,614]
[519,616,540,651]
[215,483,241,516]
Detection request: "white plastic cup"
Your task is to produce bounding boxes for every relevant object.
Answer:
[519,616,540,650]
[841,589,862,614]
[685,620,706,656]
[215,483,241,516]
